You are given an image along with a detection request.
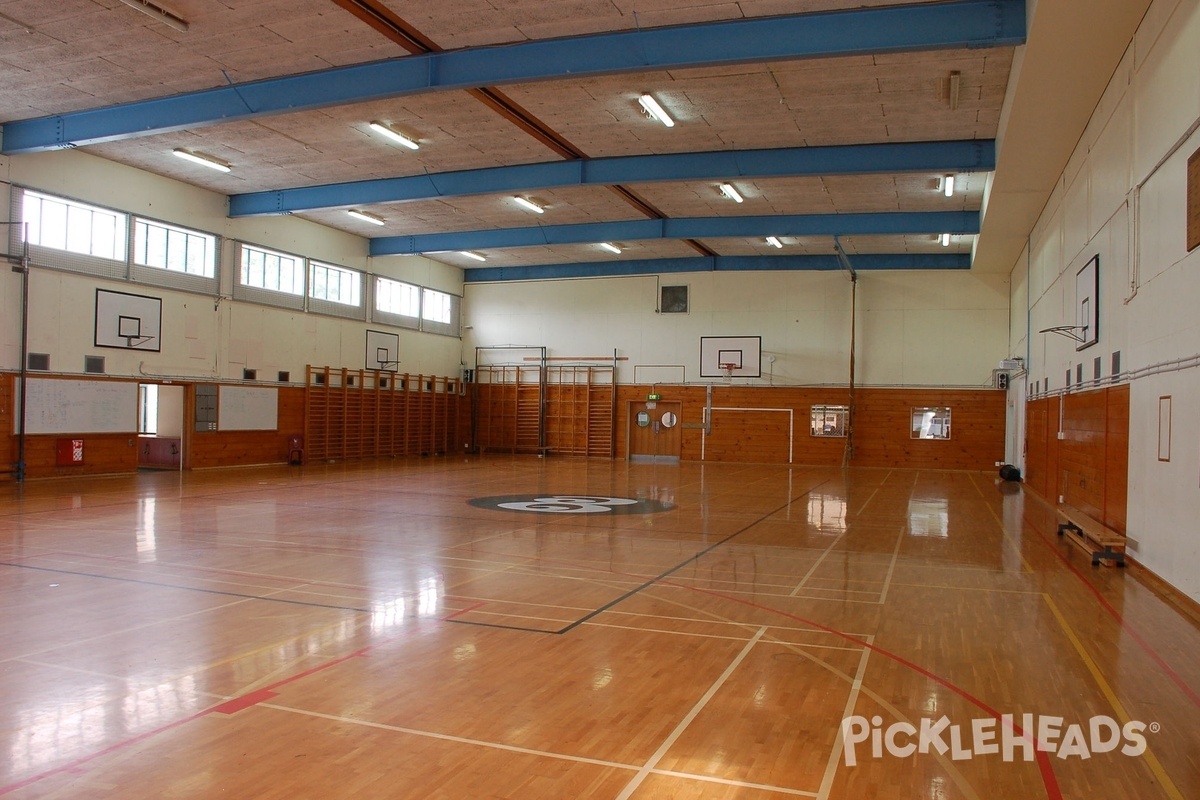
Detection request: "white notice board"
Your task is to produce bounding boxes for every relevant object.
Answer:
[18,378,138,434]
[218,386,279,431]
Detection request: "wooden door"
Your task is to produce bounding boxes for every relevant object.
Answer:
[627,400,682,463]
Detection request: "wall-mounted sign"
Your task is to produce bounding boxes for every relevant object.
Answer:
[647,393,661,401]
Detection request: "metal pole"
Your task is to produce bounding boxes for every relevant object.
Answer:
[15,230,30,482]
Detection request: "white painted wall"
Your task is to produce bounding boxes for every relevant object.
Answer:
[1011,0,1200,601]
[0,149,465,381]
[464,269,1009,387]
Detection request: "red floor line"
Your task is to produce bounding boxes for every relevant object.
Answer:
[664,580,1063,800]
[449,539,1062,796]
[0,707,213,796]
[443,601,488,621]
[0,636,384,794]
[1026,518,1200,709]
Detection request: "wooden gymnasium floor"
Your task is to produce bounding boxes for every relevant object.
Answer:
[1,457,1198,799]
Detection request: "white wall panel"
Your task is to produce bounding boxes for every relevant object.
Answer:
[1133,0,1200,184]
[1014,0,1200,602]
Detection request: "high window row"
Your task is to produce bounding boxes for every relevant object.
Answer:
[11,187,460,336]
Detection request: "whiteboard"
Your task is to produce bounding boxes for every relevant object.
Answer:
[19,378,138,434]
[218,386,278,431]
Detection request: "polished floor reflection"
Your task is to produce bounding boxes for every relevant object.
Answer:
[1,458,1197,798]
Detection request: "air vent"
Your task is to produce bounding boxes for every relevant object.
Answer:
[27,353,49,371]
[277,371,289,383]
[84,356,106,374]
[313,373,325,385]
[243,368,257,380]
[660,285,688,313]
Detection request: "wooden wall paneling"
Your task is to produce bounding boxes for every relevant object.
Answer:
[612,385,1004,467]
[400,373,411,456]
[1047,395,1061,503]
[191,387,305,469]
[21,433,139,477]
[1023,399,1049,499]
[1059,389,1108,520]
[704,407,792,463]
[849,388,1005,470]
[1104,384,1130,533]
[1,373,16,476]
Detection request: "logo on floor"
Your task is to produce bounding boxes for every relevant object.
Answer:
[468,494,674,515]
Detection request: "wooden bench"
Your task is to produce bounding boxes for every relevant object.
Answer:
[1056,504,1126,567]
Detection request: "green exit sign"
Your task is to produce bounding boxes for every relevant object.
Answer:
[647,393,661,401]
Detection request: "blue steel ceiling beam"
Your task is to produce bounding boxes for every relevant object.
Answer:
[229,140,995,217]
[1,0,1025,154]
[462,254,972,282]
[370,211,979,256]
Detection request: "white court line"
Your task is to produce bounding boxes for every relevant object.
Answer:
[260,703,632,770]
[876,527,906,605]
[816,634,873,800]
[789,533,846,597]
[615,626,767,800]
[649,768,817,796]
[262,697,821,796]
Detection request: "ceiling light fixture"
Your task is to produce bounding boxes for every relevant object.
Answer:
[461,251,487,262]
[347,209,385,226]
[118,0,189,32]
[172,148,230,173]
[599,242,622,254]
[943,174,956,197]
[719,183,744,203]
[940,233,951,247]
[948,71,961,110]
[513,196,544,214]
[638,94,674,128]
[369,121,420,150]
[766,236,783,248]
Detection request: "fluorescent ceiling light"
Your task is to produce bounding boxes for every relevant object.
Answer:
[943,174,956,197]
[638,94,674,128]
[513,196,544,214]
[765,236,783,248]
[118,0,188,32]
[347,209,385,226]
[599,242,622,254]
[940,233,951,247]
[172,148,230,173]
[369,121,420,150]
[461,251,487,262]
[719,183,744,203]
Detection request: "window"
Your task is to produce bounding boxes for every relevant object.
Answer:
[310,261,361,306]
[375,277,421,317]
[911,407,951,440]
[22,189,126,261]
[134,218,215,277]
[240,244,304,295]
[422,288,453,324]
[810,405,849,437]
